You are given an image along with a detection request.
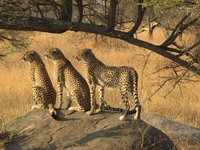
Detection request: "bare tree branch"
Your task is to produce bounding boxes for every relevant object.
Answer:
[107,0,117,31]
[141,52,152,90]
[149,78,173,101]
[60,0,72,21]
[128,0,146,36]
[0,14,199,75]
[161,14,199,48]
[36,5,44,18]
[75,0,83,22]
[177,40,200,57]
[164,67,190,97]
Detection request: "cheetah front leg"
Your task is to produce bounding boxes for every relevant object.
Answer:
[57,81,64,109]
[56,69,65,109]
[96,86,104,113]
[86,77,96,115]
[67,92,85,113]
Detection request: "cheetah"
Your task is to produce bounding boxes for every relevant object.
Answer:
[44,48,92,114]
[21,50,57,119]
[76,48,141,121]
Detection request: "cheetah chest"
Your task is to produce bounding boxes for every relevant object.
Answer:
[63,70,81,91]
[33,69,47,87]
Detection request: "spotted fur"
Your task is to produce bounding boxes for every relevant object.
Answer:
[44,48,91,113]
[76,48,141,120]
[21,50,57,119]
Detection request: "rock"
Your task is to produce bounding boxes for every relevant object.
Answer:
[2,109,175,150]
[142,113,200,150]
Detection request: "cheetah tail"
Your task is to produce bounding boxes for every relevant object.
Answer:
[103,105,136,115]
[131,69,140,106]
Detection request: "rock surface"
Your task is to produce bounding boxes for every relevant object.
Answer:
[142,113,200,149]
[2,109,176,150]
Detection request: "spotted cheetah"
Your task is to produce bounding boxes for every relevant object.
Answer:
[44,48,92,114]
[21,50,57,119]
[76,48,141,121]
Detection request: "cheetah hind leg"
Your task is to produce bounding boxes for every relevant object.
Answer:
[119,103,130,121]
[119,87,130,121]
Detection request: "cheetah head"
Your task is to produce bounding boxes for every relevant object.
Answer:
[44,48,64,60]
[76,48,93,62]
[21,50,41,63]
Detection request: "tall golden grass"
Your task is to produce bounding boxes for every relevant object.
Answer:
[0,28,199,127]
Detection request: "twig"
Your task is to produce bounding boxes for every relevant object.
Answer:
[149,78,173,101]
[147,64,179,76]
[141,52,152,90]
[177,40,200,57]
[161,13,199,48]
[164,66,191,97]
[127,0,146,36]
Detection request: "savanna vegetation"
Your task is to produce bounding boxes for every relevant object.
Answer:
[0,0,199,128]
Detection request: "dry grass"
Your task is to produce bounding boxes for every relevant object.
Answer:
[0,28,199,128]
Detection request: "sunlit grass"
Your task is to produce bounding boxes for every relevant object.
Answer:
[0,29,199,128]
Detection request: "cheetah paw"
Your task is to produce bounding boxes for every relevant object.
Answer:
[68,107,76,111]
[86,110,94,116]
[119,115,127,121]
[133,105,141,120]
[95,109,102,113]
[134,115,139,120]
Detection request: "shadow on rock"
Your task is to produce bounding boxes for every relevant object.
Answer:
[63,119,176,150]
